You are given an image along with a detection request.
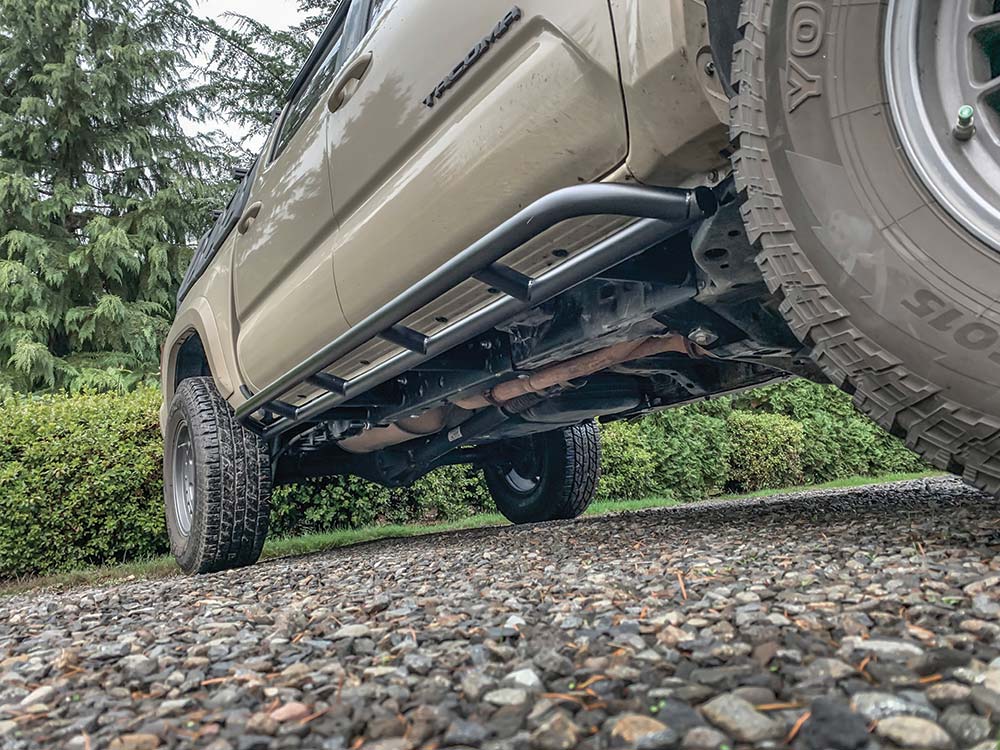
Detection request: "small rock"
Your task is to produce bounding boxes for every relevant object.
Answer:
[842,637,924,660]
[609,714,677,749]
[680,727,729,750]
[799,658,855,686]
[530,712,579,750]
[969,686,1000,715]
[971,595,1000,620]
[444,719,490,747]
[851,691,937,721]
[270,701,310,722]
[636,728,680,750]
[655,699,705,736]
[926,682,972,708]
[700,694,783,743]
[402,652,432,675]
[939,707,992,747]
[245,712,278,736]
[798,698,869,750]
[731,686,776,706]
[909,648,971,676]
[19,684,56,706]
[964,576,1000,596]
[332,624,370,639]
[463,671,496,701]
[236,737,272,750]
[503,668,543,692]
[119,654,158,680]
[109,734,161,750]
[485,688,529,706]
[874,716,953,750]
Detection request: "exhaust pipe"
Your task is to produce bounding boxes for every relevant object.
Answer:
[452,335,691,410]
[338,335,696,454]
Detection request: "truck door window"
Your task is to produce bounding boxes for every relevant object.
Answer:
[368,0,388,27]
[271,12,348,161]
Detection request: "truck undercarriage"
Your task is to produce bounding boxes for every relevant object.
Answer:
[259,180,810,489]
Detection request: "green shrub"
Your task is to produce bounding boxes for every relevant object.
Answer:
[640,403,732,500]
[0,387,167,578]
[270,466,495,537]
[733,380,926,482]
[596,420,660,502]
[726,410,805,492]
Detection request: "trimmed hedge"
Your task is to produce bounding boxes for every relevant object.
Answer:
[726,411,804,492]
[0,388,167,578]
[0,380,925,577]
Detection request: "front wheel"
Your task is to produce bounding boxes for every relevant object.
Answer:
[730,0,1000,495]
[163,377,272,574]
[483,422,601,524]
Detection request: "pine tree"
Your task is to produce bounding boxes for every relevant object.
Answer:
[0,0,234,393]
[198,0,341,147]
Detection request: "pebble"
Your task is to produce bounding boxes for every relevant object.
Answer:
[874,716,954,749]
[484,688,529,707]
[700,694,783,742]
[529,711,579,750]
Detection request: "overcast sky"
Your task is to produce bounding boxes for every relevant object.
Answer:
[193,0,304,33]
[187,0,307,148]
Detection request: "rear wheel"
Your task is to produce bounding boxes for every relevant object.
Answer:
[164,377,272,574]
[484,422,601,524]
[730,0,1000,495]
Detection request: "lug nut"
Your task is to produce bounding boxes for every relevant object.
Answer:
[954,104,976,141]
[688,327,718,347]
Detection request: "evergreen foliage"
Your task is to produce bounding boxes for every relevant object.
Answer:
[196,0,341,147]
[0,0,234,393]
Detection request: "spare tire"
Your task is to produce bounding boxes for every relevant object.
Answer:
[730,0,1000,495]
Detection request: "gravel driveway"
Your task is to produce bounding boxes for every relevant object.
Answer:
[2,477,1000,750]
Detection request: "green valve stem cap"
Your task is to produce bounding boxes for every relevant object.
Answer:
[955,105,976,141]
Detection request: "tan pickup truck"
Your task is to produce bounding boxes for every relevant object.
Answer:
[160,0,1000,573]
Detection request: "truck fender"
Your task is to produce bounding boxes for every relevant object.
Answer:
[160,298,236,432]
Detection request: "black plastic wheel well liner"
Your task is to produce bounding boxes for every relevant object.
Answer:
[175,332,212,387]
[707,0,742,99]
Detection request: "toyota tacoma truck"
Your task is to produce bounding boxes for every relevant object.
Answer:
[160,0,1000,574]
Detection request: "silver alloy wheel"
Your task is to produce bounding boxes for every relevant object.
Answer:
[884,0,1000,253]
[171,421,196,537]
[504,467,541,494]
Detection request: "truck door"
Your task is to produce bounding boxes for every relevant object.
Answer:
[327,0,628,347]
[230,3,356,393]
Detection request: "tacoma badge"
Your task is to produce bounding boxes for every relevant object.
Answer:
[423,6,522,108]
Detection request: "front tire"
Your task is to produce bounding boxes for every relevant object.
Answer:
[484,422,601,524]
[730,0,1000,496]
[163,377,272,574]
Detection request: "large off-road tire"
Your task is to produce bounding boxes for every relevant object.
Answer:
[730,0,1000,496]
[163,377,272,574]
[484,422,601,524]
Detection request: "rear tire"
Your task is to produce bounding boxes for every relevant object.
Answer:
[163,377,272,574]
[484,422,601,524]
[730,0,1000,496]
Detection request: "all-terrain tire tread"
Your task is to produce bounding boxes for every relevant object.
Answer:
[171,377,271,573]
[729,0,1000,498]
[551,421,601,521]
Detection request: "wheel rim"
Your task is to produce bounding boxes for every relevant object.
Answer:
[884,0,1000,250]
[885,0,1000,254]
[171,421,196,537]
[499,437,542,496]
